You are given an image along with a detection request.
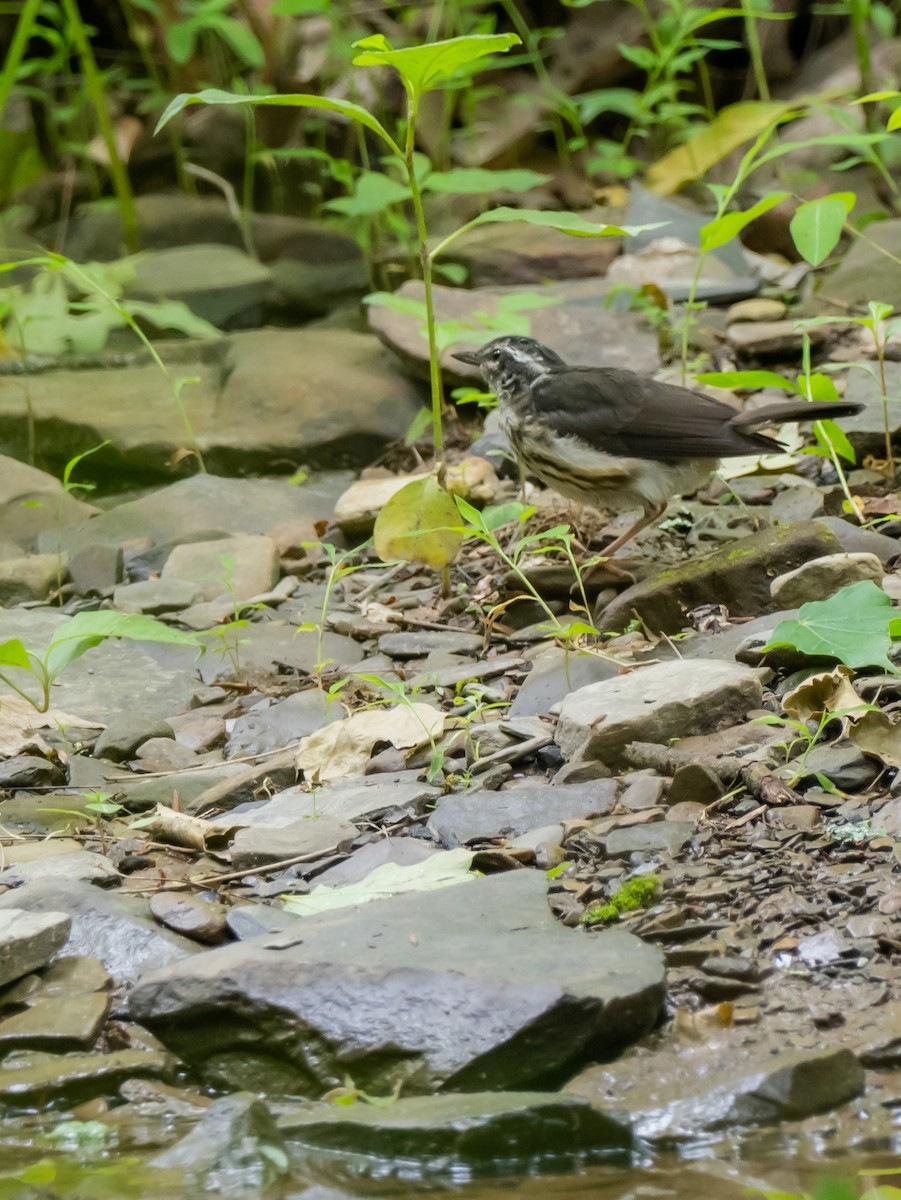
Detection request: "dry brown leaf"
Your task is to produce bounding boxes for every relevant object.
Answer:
[782,665,867,725]
[139,804,215,851]
[296,704,445,783]
[849,709,901,769]
[0,695,103,759]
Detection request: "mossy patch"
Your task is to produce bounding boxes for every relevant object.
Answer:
[580,874,661,926]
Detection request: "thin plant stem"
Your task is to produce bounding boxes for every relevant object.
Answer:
[741,0,770,101]
[0,0,44,120]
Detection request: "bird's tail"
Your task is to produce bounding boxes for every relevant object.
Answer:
[730,400,864,429]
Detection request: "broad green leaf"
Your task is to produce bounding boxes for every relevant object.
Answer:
[462,207,666,239]
[789,196,849,266]
[208,15,265,68]
[324,171,411,216]
[165,22,197,65]
[45,612,201,684]
[0,638,32,670]
[694,370,798,392]
[423,167,549,195]
[889,107,901,132]
[478,501,534,531]
[352,34,520,97]
[125,298,221,340]
[805,372,841,402]
[764,580,899,673]
[282,848,475,915]
[857,90,901,103]
[700,192,790,253]
[646,101,794,195]
[155,89,399,154]
[815,418,856,463]
[373,475,464,569]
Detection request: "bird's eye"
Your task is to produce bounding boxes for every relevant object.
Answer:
[490,348,502,361]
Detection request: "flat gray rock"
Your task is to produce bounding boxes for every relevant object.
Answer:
[230,815,358,870]
[228,773,439,826]
[0,880,199,982]
[130,871,664,1096]
[556,659,763,765]
[226,689,339,757]
[0,909,71,988]
[0,454,96,551]
[428,781,618,846]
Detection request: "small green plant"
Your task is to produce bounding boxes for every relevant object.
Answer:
[581,874,661,926]
[0,611,201,712]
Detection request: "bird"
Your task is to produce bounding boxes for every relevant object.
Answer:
[452,335,864,558]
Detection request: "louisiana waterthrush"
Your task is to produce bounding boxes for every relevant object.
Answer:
[452,335,864,556]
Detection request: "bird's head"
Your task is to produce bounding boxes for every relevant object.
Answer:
[452,336,564,402]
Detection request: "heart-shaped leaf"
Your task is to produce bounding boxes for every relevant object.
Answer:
[374,475,464,569]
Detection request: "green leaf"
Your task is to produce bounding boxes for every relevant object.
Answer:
[282,848,475,916]
[790,196,849,266]
[700,192,790,253]
[888,106,901,132]
[764,580,899,673]
[694,370,798,392]
[815,418,856,464]
[155,89,399,155]
[45,612,201,684]
[324,171,411,216]
[462,207,666,239]
[165,21,197,65]
[0,638,32,670]
[423,167,549,195]
[805,372,841,402]
[351,34,521,97]
[208,15,265,67]
[373,475,464,569]
[478,501,534,531]
[124,298,221,340]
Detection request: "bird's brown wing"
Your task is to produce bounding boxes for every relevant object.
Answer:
[528,368,780,463]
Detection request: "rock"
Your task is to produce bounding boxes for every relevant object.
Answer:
[68,543,123,595]
[770,552,883,607]
[229,815,358,870]
[148,893,229,945]
[818,516,901,565]
[133,737,202,772]
[0,880,199,982]
[509,645,621,718]
[148,1092,287,1190]
[795,745,880,792]
[556,659,763,765]
[220,772,439,827]
[226,689,338,757]
[161,534,279,602]
[0,850,118,889]
[727,320,829,358]
[666,763,723,806]
[127,243,271,327]
[620,774,666,811]
[112,578,204,614]
[118,762,257,815]
[0,991,109,1051]
[0,910,71,988]
[334,473,430,539]
[1,331,420,479]
[726,298,787,322]
[0,454,96,549]
[825,218,901,310]
[130,871,664,1096]
[314,837,438,887]
[195,621,363,683]
[597,521,844,633]
[608,237,758,304]
[0,554,62,604]
[566,1045,864,1140]
[370,277,659,381]
[93,716,174,763]
[378,631,484,659]
[604,821,695,857]
[54,474,351,556]
[837,367,901,458]
[0,755,66,788]
[0,1048,172,1110]
[280,1091,632,1161]
[428,781,618,847]
[447,221,622,287]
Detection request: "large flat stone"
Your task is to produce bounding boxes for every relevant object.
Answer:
[0,454,96,550]
[0,910,71,988]
[130,871,664,1096]
[555,659,763,765]
[428,781,618,847]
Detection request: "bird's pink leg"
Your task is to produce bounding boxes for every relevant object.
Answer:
[598,500,668,559]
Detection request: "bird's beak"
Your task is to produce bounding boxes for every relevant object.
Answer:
[451,349,482,366]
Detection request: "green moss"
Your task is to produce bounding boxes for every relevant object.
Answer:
[580,875,661,926]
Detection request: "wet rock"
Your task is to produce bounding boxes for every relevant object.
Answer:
[0,991,108,1051]
[94,715,174,763]
[0,910,71,988]
[598,521,843,633]
[0,454,96,550]
[428,782,618,847]
[162,534,279,602]
[770,552,883,607]
[148,893,229,945]
[112,578,204,614]
[370,278,659,380]
[0,755,66,788]
[727,320,828,358]
[127,243,271,327]
[796,745,880,792]
[0,554,62,604]
[566,1045,864,1140]
[130,871,664,1096]
[148,1092,287,1191]
[556,660,763,765]
[0,880,199,982]
[226,689,338,757]
[280,1091,632,1161]
[0,1048,172,1110]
